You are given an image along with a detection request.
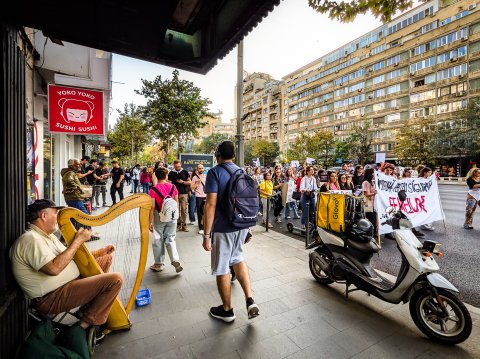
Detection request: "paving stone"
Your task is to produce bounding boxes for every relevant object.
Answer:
[237,333,301,359]
[189,328,250,359]
[284,318,339,349]
[239,313,296,343]
[285,336,351,359]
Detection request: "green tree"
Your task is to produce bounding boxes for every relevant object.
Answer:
[244,141,254,165]
[308,0,417,23]
[394,117,436,167]
[346,120,374,165]
[251,139,280,166]
[197,133,235,154]
[287,131,335,168]
[136,69,211,161]
[434,101,480,174]
[309,130,336,168]
[287,133,311,162]
[107,103,151,165]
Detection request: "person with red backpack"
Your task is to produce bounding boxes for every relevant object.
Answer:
[148,167,183,273]
[202,140,259,322]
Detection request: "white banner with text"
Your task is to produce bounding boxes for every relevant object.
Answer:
[374,172,445,234]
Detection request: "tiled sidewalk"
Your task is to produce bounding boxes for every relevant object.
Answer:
[94,224,479,359]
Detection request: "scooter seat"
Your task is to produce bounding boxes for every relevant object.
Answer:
[346,237,379,253]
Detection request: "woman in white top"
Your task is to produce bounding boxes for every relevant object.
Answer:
[300,166,318,227]
[284,168,300,219]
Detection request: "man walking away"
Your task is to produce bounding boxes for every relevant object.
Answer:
[168,160,191,232]
[148,167,183,273]
[93,162,108,208]
[110,160,125,205]
[132,164,141,193]
[191,164,207,234]
[203,140,259,322]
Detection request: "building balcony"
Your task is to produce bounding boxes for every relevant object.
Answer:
[470,50,480,61]
[410,97,436,108]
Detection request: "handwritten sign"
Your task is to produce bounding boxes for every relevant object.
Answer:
[374,172,444,234]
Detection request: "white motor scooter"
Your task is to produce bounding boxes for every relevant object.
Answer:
[308,190,472,345]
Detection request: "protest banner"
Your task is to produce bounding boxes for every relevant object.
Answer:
[374,172,445,234]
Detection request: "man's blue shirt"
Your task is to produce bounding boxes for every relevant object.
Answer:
[204,162,241,233]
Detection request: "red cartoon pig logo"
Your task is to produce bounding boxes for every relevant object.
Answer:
[58,98,94,124]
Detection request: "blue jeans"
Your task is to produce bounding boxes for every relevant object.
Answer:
[152,218,179,264]
[66,200,90,229]
[142,183,150,194]
[300,194,316,225]
[285,201,299,218]
[188,193,196,222]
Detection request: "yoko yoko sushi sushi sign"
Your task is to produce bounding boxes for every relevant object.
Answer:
[48,84,104,135]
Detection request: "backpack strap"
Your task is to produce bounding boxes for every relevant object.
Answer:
[218,163,242,177]
[168,185,175,197]
[150,186,164,212]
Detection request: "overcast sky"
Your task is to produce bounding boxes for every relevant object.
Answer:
[110,0,416,125]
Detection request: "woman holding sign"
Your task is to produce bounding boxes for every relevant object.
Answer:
[419,167,435,231]
[464,168,480,229]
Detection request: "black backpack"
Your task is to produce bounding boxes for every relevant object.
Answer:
[218,163,259,228]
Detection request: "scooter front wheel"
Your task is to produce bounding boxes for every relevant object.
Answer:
[409,288,472,345]
[309,248,334,285]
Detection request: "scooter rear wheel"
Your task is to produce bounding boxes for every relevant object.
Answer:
[409,288,472,345]
[309,248,334,285]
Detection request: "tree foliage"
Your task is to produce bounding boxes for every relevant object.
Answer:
[346,121,374,165]
[197,133,235,154]
[433,101,480,173]
[394,117,436,167]
[251,139,280,166]
[434,101,480,158]
[288,130,336,168]
[308,0,417,23]
[107,103,151,165]
[135,69,211,160]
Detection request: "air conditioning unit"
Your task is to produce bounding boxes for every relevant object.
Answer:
[360,113,366,117]
[461,36,468,41]
[335,69,340,73]
[394,106,400,110]
[339,83,343,86]
[393,63,399,67]
[368,95,374,99]
[458,74,465,78]
[357,88,363,92]
[468,3,477,10]
[366,43,371,48]
[410,71,416,76]
[450,57,458,62]
[368,68,373,73]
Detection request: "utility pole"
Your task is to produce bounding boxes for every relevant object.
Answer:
[236,41,245,167]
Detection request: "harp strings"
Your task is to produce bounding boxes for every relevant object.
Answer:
[85,207,142,307]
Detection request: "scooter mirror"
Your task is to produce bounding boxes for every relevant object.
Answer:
[385,206,395,214]
[398,190,407,202]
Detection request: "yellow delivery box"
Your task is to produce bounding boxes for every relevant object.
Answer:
[317,192,347,232]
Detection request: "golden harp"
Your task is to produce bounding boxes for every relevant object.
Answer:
[57,194,152,331]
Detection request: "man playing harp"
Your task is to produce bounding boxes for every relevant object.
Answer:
[10,199,123,338]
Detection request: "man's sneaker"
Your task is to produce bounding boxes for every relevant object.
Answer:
[258,212,263,216]
[209,305,235,322]
[285,216,292,219]
[230,266,236,282]
[246,298,259,319]
[464,224,474,229]
[275,217,282,223]
[172,261,183,273]
[422,224,434,231]
[198,229,204,235]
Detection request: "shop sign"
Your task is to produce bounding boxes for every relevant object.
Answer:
[48,84,104,135]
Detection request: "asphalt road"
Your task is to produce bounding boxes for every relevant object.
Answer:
[261,184,480,307]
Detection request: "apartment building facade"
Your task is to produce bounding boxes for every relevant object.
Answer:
[280,0,479,162]
[242,72,285,150]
